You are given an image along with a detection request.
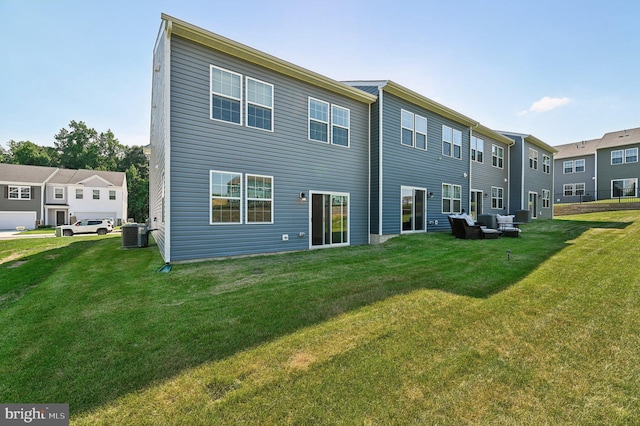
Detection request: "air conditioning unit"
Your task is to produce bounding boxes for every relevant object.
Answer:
[121,223,149,248]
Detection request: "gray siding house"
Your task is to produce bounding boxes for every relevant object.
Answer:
[344,81,516,241]
[553,127,640,202]
[500,132,557,219]
[150,15,376,262]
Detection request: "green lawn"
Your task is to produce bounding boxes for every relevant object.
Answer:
[1,212,639,424]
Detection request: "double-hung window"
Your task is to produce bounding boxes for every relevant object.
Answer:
[575,159,585,172]
[471,136,484,163]
[109,190,116,200]
[415,115,427,150]
[309,98,329,142]
[246,77,273,131]
[542,189,550,208]
[491,186,503,209]
[442,183,461,214]
[211,66,242,124]
[331,105,350,147]
[442,126,462,159]
[529,148,538,170]
[8,186,30,200]
[75,188,83,199]
[211,171,242,224]
[93,190,100,200]
[492,145,504,169]
[543,155,551,174]
[54,188,64,199]
[246,175,273,223]
[575,183,585,195]
[563,184,574,196]
[611,150,623,165]
[563,161,573,174]
[401,110,414,147]
[625,148,638,163]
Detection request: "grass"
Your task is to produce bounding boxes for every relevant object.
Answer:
[1,211,639,424]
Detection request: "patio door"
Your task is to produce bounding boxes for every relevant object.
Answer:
[528,192,538,219]
[401,187,426,233]
[311,192,349,247]
[470,190,483,220]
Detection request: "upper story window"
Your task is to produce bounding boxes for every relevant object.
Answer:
[211,66,242,125]
[246,77,273,131]
[93,190,100,200]
[543,155,551,174]
[8,186,31,200]
[529,148,538,170]
[610,148,636,165]
[471,136,484,163]
[563,161,573,174]
[611,150,623,165]
[76,188,83,199]
[309,98,329,142]
[109,190,116,200]
[442,125,462,159]
[331,105,350,147]
[575,159,585,172]
[54,188,64,199]
[492,145,504,169]
[308,98,350,147]
[401,110,427,150]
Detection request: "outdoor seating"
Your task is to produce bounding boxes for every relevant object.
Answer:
[450,216,483,239]
[496,214,522,237]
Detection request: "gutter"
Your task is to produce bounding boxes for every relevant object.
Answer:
[42,168,60,226]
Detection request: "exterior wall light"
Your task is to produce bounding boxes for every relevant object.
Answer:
[299,192,307,202]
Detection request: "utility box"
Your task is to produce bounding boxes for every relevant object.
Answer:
[121,224,149,248]
[515,210,532,223]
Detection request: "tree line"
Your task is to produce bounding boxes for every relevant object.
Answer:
[1,120,149,222]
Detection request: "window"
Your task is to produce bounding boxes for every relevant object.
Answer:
[442,126,462,159]
[308,98,329,142]
[93,190,100,200]
[246,175,273,223]
[211,65,242,124]
[575,159,585,172]
[442,183,462,214]
[563,161,573,174]
[491,186,503,209]
[401,187,426,232]
[543,155,551,174]
[246,77,273,131]
[401,110,414,147]
[575,183,585,195]
[331,105,350,147]
[611,150,623,165]
[625,148,638,163]
[211,171,242,224]
[492,145,504,169]
[8,186,30,200]
[529,148,538,170]
[612,178,637,198]
[542,189,550,208]
[415,115,427,150]
[54,188,63,199]
[109,190,116,200]
[471,136,484,163]
[563,184,574,196]
[76,188,83,199]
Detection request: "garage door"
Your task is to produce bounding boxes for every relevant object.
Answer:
[0,211,37,230]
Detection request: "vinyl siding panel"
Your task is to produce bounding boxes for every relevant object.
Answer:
[168,35,370,261]
[553,154,596,203]
[0,185,42,218]
[597,144,640,198]
[470,134,510,215]
[379,91,470,234]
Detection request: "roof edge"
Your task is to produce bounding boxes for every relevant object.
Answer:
[161,14,377,104]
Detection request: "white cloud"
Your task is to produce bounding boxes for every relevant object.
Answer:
[520,96,571,116]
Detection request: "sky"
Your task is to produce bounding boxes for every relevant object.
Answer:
[1,0,638,149]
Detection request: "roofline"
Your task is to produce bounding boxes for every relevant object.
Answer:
[161,14,377,104]
[498,131,558,153]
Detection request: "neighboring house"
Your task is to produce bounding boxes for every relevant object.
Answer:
[500,132,557,220]
[0,163,127,229]
[343,80,515,242]
[150,14,376,262]
[150,15,554,262]
[553,138,599,203]
[553,127,640,202]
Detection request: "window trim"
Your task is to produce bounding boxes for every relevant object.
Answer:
[574,159,585,173]
[245,76,274,132]
[210,170,243,225]
[563,160,573,174]
[491,186,504,210]
[75,188,83,199]
[210,65,243,125]
[401,109,414,147]
[492,145,504,169]
[543,154,551,174]
[442,183,462,214]
[529,148,538,170]
[414,115,427,151]
[8,185,31,200]
[563,184,574,196]
[331,104,350,148]
[245,174,274,224]
[54,187,64,199]
[471,136,484,163]
[542,189,550,208]
[611,150,623,165]
[575,183,585,195]
[109,190,116,201]
[308,97,330,143]
[625,147,638,163]
[92,190,100,200]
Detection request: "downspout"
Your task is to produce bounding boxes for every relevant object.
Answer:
[593,151,598,201]
[378,87,384,238]
[164,19,172,262]
[469,123,478,215]
[507,143,511,214]
[367,102,371,245]
[42,168,59,226]
[521,136,526,211]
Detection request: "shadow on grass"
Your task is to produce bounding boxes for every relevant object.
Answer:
[0,217,633,415]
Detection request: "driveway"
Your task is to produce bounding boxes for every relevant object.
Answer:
[0,230,56,240]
